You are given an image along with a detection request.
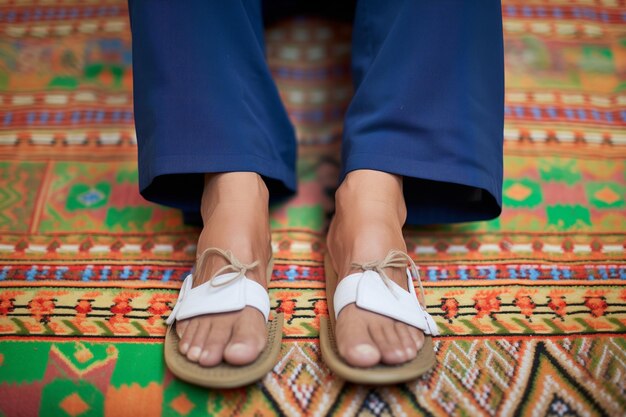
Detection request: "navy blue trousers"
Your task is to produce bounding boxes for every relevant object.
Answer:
[128,0,504,225]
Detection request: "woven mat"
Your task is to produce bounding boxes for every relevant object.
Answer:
[0,1,624,416]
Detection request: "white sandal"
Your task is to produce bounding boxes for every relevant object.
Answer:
[164,247,283,388]
[320,249,439,384]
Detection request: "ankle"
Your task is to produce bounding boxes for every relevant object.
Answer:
[204,172,269,200]
[195,233,272,288]
[201,172,269,221]
[335,170,407,224]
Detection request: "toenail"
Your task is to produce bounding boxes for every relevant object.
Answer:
[188,346,201,360]
[200,351,210,361]
[180,343,189,354]
[394,349,405,358]
[228,343,250,354]
[354,344,378,358]
[405,348,415,357]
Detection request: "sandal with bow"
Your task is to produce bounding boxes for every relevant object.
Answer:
[320,249,438,384]
[164,247,283,388]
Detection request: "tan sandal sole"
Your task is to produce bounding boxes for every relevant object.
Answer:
[320,253,436,385]
[164,257,283,388]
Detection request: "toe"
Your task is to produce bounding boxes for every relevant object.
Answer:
[198,326,232,367]
[371,324,407,365]
[178,319,198,355]
[224,310,266,365]
[186,319,211,362]
[394,322,417,360]
[337,318,381,367]
[346,343,380,368]
[176,320,189,339]
[407,326,425,351]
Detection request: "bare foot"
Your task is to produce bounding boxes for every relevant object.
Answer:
[326,170,425,367]
[175,172,272,366]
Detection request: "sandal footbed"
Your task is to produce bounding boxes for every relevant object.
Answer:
[320,253,436,385]
[163,255,282,388]
[164,313,283,388]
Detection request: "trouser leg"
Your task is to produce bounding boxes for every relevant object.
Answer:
[342,0,504,225]
[128,0,297,215]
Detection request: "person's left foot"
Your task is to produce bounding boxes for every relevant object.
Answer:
[326,170,425,367]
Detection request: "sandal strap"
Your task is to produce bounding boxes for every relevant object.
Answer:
[351,249,427,308]
[335,250,439,336]
[165,248,269,325]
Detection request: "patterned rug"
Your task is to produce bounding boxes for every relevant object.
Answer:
[0,1,625,416]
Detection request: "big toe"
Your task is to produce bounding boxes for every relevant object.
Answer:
[223,312,266,365]
[337,317,381,367]
[224,341,263,365]
[344,343,381,367]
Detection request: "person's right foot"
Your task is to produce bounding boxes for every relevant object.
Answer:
[175,172,273,366]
